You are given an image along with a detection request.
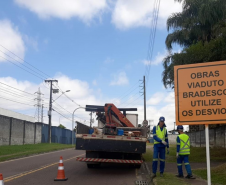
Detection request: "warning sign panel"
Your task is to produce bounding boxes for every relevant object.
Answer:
[174,61,226,125]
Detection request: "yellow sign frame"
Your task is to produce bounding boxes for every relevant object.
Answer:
[174,61,226,125]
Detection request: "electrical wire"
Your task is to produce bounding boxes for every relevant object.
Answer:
[0,96,35,106]
[0,44,51,79]
[145,0,161,86]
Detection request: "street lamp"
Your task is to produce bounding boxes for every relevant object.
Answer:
[72,106,85,146]
[53,90,70,102]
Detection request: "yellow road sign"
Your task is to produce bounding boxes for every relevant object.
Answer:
[174,61,226,125]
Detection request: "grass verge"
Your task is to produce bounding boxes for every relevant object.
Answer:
[166,146,226,163]
[153,173,189,185]
[0,143,74,162]
[143,145,226,163]
[193,163,226,185]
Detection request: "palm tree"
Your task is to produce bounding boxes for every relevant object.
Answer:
[162,0,226,88]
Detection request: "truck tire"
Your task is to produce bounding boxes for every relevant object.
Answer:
[134,164,141,168]
[87,163,101,168]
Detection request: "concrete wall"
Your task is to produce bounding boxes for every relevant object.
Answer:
[11,119,24,145]
[0,114,75,146]
[24,122,35,144]
[0,115,41,146]
[187,125,226,148]
[35,123,42,144]
[0,115,10,145]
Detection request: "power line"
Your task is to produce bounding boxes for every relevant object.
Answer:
[52,102,89,120]
[114,81,140,101]
[117,86,140,105]
[0,96,35,106]
[118,92,140,107]
[0,44,51,79]
[0,81,37,96]
[0,55,45,81]
[145,0,161,86]
[0,50,48,80]
[124,95,143,108]
[53,84,80,107]
[52,108,72,122]
[0,89,35,103]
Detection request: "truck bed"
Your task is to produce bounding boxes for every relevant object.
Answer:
[76,134,146,153]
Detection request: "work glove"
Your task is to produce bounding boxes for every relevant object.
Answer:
[161,141,167,146]
[176,152,179,158]
[167,148,169,154]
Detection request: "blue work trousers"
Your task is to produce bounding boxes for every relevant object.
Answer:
[177,155,192,176]
[152,145,165,174]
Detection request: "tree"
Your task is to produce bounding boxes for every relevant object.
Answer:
[58,124,66,129]
[162,0,226,88]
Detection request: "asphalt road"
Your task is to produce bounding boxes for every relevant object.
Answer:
[0,148,150,185]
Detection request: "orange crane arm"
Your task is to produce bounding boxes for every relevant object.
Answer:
[104,103,135,127]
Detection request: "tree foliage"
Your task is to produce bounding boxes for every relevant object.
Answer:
[58,124,66,129]
[163,0,226,88]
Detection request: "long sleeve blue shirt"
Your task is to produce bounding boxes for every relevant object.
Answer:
[153,125,169,148]
[176,136,180,152]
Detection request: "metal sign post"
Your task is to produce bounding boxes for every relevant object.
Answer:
[205,124,211,185]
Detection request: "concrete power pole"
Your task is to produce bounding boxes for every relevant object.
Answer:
[45,80,58,144]
[143,76,146,121]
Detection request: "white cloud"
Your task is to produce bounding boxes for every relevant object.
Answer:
[14,0,108,23]
[112,0,182,30]
[164,92,175,103]
[0,75,178,130]
[142,50,167,66]
[147,92,164,105]
[0,19,25,62]
[110,71,129,86]
[0,74,107,129]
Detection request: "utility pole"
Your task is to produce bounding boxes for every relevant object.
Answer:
[144,76,146,121]
[45,80,58,144]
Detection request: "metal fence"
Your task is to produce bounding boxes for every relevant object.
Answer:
[41,123,76,144]
[187,125,226,148]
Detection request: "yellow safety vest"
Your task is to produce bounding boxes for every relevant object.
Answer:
[154,125,166,144]
[178,134,190,155]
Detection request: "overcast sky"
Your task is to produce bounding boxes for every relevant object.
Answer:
[0,0,184,130]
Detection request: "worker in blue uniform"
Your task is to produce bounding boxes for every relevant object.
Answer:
[176,125,195,179]
[151,116,169,178]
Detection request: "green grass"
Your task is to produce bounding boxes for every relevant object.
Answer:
[143,148,153,162]
[193,163,226,185]
[143,145,226,163]
[154,173,189,185]
[0,143,74,162]
[146,143,154,146]
[167,146,226,163]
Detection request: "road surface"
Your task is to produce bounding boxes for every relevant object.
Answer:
[0,148,150,185]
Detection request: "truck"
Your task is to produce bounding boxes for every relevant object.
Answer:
[75,103,147,168]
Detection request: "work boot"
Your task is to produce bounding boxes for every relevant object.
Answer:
[151,173,156,178]
[160,173,163,177]
[176,174,184,178]
[185,175,196,179]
